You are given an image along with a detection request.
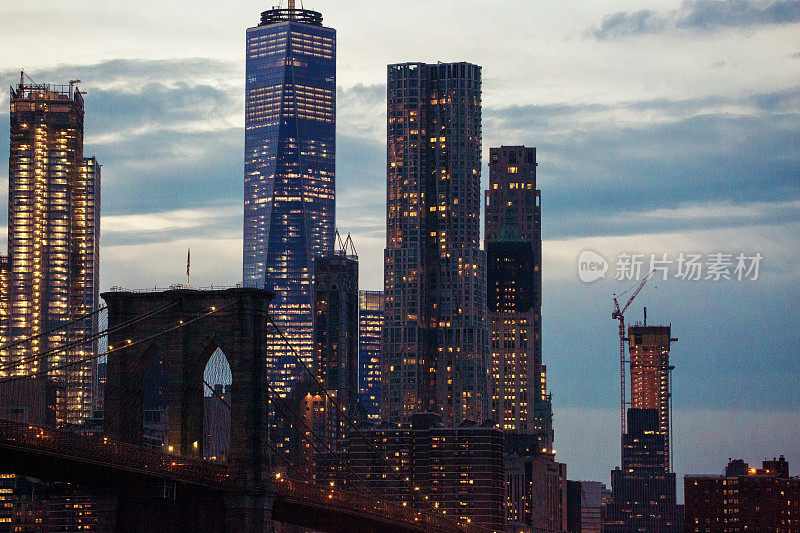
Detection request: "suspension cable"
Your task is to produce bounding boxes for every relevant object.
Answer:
[0,302,177,374]
[202,377,314,482]
[267,316,457,524]
[0,302,232,385]
[202,371,381,498]
[265,380,384,499]
[0,305,107,353]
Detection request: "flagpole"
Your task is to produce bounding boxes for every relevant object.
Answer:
[187,248,191,287]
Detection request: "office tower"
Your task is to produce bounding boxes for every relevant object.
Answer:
[685,456,798,531]
[1,76,100,425]
[605,409,682,531]
[243,4,336,396]
[358,290,383,423]
[312,234,359,447]
[485,146,552,446]
[383,61,488,425]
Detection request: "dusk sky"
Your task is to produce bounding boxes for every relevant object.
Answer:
[1,0,798,495]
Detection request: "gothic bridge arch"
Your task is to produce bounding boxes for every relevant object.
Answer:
[102,287,274,489]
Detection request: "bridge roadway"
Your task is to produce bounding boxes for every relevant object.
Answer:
[0,419,467,533]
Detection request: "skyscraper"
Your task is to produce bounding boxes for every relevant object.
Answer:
[243,4,336,396]
[358,290,383,423]
[313,234,359,446]
[383,62,488,425]
[1,75,101,425]
[605,323,681,531]
[484,146,551,446]
[628,324,672,466]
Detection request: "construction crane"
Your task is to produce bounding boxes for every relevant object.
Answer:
[611,269,655,452]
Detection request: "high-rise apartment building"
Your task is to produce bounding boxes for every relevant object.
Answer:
[347,413,505,531]
[685,456,799,531]
[484,146,552,446]
[358,290,383,423]
[243,5,336,396]
[1,76,100,425]
[383,61,488,425]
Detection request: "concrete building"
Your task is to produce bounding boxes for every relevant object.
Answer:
[504,434,568,532]
[605,409,682,531]
[358,290,383,422]
[485,146,552,449]
[605,322,681,532]
[203,384,231,463]
[566,480,609,533]
[383,61,488,425]
[628,324,672,467]
[685,455,799,532]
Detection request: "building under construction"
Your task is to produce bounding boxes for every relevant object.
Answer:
[605,319,682,531]
[1,74,101,426]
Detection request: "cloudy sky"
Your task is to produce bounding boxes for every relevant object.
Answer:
[1,0,798,494]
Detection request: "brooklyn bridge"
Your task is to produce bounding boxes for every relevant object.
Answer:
[0,287,473,532]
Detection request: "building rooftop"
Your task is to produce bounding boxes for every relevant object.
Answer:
[259,7,323,26]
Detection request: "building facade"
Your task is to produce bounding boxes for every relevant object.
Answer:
[605,409,682,531]
[605,324,681,532]
[1,77,100,426]
[504,434,568,532]
[685,456,799,532]
[628,324,672,467]
[347,413,505,531]
[358,290,383,423]
[313,235,359,446]
[485,146,551,447]
[383,61,488,425]
[243,6,336,396]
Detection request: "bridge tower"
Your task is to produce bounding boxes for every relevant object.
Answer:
[103,287,275,530]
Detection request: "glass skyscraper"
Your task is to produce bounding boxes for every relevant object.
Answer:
[358,290,383,423]
[243,6,336,395]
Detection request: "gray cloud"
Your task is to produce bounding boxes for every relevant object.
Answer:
[1,58,241,93]
[590,0,800,40]
[484,91,800,239]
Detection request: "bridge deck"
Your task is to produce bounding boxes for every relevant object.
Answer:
[0,419,468,532]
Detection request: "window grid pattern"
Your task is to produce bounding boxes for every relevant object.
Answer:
[243,18,336,397]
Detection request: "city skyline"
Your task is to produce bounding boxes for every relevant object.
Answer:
[0,0,797,497]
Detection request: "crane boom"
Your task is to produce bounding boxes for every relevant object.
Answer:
[611,269,655,456]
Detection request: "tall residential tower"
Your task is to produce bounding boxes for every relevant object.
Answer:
[383,62,488,425]
[1,75,101,425]
[243,5,336,395]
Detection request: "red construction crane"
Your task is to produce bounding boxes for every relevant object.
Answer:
[612,269,655,452]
